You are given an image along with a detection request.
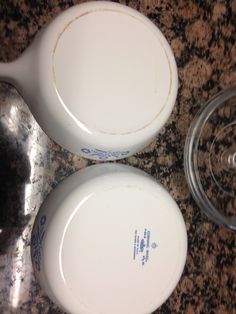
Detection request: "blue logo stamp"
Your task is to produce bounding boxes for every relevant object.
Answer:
[133,228,158,266]
[151,242,158,249]
[140,239,146,252]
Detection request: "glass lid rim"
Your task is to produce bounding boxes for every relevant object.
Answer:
[184,85,236,232]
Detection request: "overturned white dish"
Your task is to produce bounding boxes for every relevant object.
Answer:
[0,1,178,160]
[31,163,187,314]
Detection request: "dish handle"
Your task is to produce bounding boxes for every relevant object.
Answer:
[0,61,18,84]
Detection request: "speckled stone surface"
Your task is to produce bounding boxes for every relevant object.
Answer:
[0,1,236,313]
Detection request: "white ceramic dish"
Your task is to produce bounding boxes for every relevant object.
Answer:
[0,1,178,160]
[31,163,187,314]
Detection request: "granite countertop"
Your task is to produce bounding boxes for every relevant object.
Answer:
[0,1,236,313]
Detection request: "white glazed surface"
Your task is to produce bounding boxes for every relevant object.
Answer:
[31,164,187,314]
[0,2,178,160]
[53,9,172,135]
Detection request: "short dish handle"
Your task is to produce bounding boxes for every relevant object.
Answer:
[0,61,17,84]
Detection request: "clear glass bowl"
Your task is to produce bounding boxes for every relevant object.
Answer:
[184,86,236,232]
